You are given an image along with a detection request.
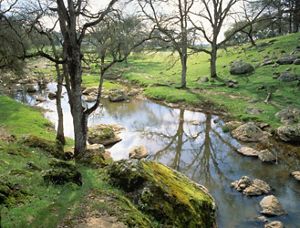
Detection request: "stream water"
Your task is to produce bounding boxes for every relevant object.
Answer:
[11,82,300,227]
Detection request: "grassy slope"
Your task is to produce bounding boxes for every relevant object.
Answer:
[111,33,300,128]
[0,96,156,227]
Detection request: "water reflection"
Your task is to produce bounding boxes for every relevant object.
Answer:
[10,83,300,228]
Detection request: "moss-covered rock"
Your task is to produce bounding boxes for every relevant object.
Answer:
[22,135,63,158]
[78,144,112,168]
[88,124,122,146]
[43,159,82,186]
[107,160,216,228]
[0,178,27,206]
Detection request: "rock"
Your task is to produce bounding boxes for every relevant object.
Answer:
[277,72,298,82]
[276,55,297,65]
[294,59,300,65]
[128,89,140,96]
[84,95,97,102]
[258,149,277,163]
[246,108,263,115]
[261,59,274,66]
[231,176,271,196]
[232,122,269,142]
[243,179,271,196]
[259,195,286,216]
[43,159,82,186]
[48,92,57,100]
[129,146,148,159]
[78,144,112,167]
[230,61,255,75]
[0,179,26,205]
[22,135,63,158]
[82,87,97,96]
[231,176,252,192]
[265,221,284,228]
[277,124,300,143]
[109,90,127,102]
[291,171,300,181]
[200,77,209,83]
[26,161,42,171]
[237,147,259,157]
[257,216,268,223]
[26,84,37,93]
[35,96,46,102]
[107,160,216,227]
[224,121,243,131]
[88,124,123,146]
[275,107,300,125]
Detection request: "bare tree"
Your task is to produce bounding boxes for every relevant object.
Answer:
[190,0,266,79]
[138,0,195,88]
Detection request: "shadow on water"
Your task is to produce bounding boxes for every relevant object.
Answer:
[10,82,300,228]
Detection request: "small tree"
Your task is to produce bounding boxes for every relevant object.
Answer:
[138,0,195,88]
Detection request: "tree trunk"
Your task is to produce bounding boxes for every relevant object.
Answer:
[180,54,187,88]
[210,45,217,78]
[293,0,300,32]
[55,63,65,145]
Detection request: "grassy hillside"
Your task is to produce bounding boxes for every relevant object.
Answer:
[111,32,300,127]
[0,96,156,227]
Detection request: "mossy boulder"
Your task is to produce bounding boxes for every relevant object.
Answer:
[78,144,112,168]
[0,179,27,206]
[107,160,216,227]
[230,60,254,75]
[43,159,82,186]
[88,124,122,146]
[22,135,63,158]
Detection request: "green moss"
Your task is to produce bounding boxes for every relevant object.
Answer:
[107,160,216,227]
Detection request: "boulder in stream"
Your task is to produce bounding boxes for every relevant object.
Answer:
[291,171,300,181]
[265,221,284,228]
[107,160,216,227]
[109,90,127,102]
[258,149,277,163]
[26,84,37,93]
[277,124,300,143]
[88,124,123,146]
[232,122,269,142]
[259,195,286,216]
[129,145,148,159]
[237,147,259,157]
[231,176,271,196]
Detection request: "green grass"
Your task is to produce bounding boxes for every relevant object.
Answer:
[0,96,158,227]
[108,32,300,128]
[0,96,55,140]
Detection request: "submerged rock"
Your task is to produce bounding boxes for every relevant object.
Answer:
[259,195,286,216]
[107,160,216,227]
[129,145,148,159]
[291,171,300,181]
[48,92,57,100]
[258,149,277,163]
[26,84,37,93]
[230,61,254,75]
[232,122,269,142]
[88,124,123,146]
[277,124,300,143]
[43,159,82,186]
[231,176,271,196]
[265,221,284,228]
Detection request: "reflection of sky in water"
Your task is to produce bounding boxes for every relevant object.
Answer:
[11,83,300,228]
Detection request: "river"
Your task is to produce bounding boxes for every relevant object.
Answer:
[11,82,300,227]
